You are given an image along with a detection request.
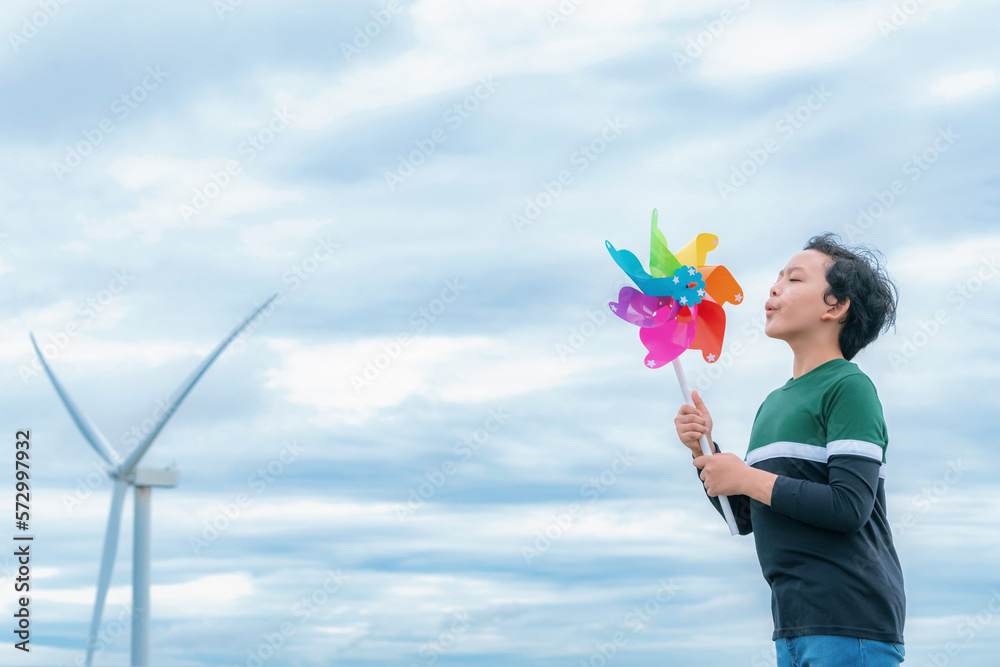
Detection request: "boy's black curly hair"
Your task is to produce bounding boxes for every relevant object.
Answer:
[803,233,899,361]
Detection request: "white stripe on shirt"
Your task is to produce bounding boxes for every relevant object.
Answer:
[745,440,886,479]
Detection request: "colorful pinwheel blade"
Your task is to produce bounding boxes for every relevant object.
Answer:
[605,240,689,297]
[689,297,726,363]
[639,304,698,368]
[609,286,678,328]
[675,233,719,268]
[649,209,681,279]
[700,265,744,306]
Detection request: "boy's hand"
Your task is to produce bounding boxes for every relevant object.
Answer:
[692,453,748,497]
[674,389,715,455]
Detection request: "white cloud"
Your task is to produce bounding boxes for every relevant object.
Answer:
[109,155,192,191]
[237,218,331,258]
[193,499,399,529]
[887,234,1000,286]
[152,572,256,617]
[84,155,302,243]
[929,68,997,99]
[264,335,591,424]
[274,0,694,130]
[32,573,255,618]
[0,302,99,365]
[59,239,91,252]
[694,0,971,80]
[696,3,884,80]
[34,337,212,369]
[2,304,213,372]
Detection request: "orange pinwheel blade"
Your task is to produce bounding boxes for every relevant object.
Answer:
[699,265,744,306]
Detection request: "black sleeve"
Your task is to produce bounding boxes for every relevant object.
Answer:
[694,441,753,535]
[768,454,881,533]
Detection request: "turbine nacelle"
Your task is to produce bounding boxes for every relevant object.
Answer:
[112,467,180,488]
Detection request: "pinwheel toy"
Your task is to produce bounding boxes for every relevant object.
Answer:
[606,209,744,535]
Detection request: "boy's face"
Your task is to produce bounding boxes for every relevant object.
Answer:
[765,249,843,342]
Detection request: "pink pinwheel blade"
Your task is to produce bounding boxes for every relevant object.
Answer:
[639,304,698,368]
[609,287,679,327]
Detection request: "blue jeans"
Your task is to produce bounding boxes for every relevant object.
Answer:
[776,634,905,666]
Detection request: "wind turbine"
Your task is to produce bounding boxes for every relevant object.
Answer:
[30,294,278,667]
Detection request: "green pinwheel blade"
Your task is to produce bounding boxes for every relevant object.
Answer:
[649,208,681,279]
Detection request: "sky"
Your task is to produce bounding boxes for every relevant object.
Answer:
[1,0,999,665]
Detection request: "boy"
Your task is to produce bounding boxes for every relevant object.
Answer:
[675,233,906,666]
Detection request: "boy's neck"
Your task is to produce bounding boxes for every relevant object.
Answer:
[789,341,846,379]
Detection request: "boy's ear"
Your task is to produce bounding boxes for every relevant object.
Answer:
[822,296,850,324]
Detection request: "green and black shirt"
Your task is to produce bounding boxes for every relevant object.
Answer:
[699,357,905,644]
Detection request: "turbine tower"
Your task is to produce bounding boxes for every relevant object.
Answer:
[30,294,278,666]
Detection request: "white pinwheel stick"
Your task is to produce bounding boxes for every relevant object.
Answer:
[672,358,740,536]
[29,292,279,667]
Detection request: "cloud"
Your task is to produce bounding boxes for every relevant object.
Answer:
[263,334,592,425]
[33,573,255,618]
[695,3,885,80]
[274,0,690,130]
[929,68,997,99]
[692,0,972,80]
[237,218,332,258]
[80,155,302,243]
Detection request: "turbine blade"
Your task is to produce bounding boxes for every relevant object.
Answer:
[85,477,128,667]
[117,293,279,476]
[29,332,119,467]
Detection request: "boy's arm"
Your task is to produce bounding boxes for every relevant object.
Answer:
[694,441,754,535]
[766,455,881,533]
[763,374,887,533]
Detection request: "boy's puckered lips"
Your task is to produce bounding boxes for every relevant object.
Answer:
[765,301,778,315]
